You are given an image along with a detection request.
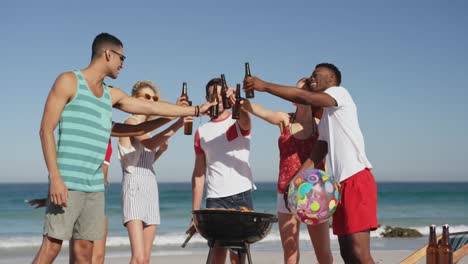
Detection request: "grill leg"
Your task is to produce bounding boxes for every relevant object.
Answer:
[206,241,215,264]
[245,243,252,264]
[236,248,243,264]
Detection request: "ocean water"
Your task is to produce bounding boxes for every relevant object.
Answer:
[0,182,467,257]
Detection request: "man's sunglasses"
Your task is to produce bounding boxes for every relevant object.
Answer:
[109,49,126,62]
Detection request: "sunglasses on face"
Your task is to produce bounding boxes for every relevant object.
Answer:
[109,49,126,62]
[137,93,159,101]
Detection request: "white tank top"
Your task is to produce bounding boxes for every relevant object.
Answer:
[118,116,156,177]
[195,113,256,198]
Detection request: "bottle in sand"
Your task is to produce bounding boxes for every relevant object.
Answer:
[426,225,438,264]
[438,224,453,264]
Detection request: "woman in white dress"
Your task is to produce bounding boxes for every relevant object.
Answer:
[119,80,189,264]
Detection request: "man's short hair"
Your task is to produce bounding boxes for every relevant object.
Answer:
[91,33,123,59]
[316,63,341,86]
[205,78,223,97]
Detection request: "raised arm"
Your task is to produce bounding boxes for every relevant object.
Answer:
[110,87,213,117]
[240,100,289,126]
[153,141,168,162]
[143,118,184,151]
[192,153,206,211]
[125,117,184,151]
[243,76,337,107]
[111,117,174,137]
[39,72,76,207]
[294,140,329,177]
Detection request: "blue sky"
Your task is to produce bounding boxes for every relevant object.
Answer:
[1,1,467,182]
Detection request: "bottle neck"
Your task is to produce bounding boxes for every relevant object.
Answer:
[441,227,450,245]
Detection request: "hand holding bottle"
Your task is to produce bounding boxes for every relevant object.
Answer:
[243,76,268,93]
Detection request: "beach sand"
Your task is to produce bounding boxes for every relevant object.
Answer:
[2,237,467,263]
[0,248,428,264]
[87,250,468,264]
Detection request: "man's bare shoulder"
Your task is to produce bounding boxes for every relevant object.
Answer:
[108,86,129,105]
[50,72,78,99]
[55,71,76,85]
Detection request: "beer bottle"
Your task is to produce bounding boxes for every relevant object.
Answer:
[209,84,219,119]
[184,101,193,135]
[232,84,241,119]
[438,224,453,264]
[244,62,255,98]
[181,82,188,100]
[426,225,438,264]
[181,82,192,135]
[221,74,231,109]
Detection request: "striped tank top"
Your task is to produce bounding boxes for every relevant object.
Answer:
[56,70,112,192]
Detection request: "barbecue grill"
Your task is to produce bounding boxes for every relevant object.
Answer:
[192,209,278,264]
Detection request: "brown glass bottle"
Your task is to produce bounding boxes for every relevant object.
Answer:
[426,225,438,264]
[181,82,192,135]
[209,84,219,119]
[184,101,193,135]
[438,224,453,264]
[221,74,231,109]
[232,84,241,119]
[181,82,188,100]
[244,62,254,98]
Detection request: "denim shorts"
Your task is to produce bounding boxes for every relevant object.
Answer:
[206,190,254,210]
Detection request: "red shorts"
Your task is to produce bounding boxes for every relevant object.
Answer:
[332,168,378,236]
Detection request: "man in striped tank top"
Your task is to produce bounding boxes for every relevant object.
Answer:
[33,33,213,264]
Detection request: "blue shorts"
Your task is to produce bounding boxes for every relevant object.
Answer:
[206,190,254,210]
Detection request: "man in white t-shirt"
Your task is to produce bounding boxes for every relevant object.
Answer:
[191,77,255,264]
[244,63,377,264]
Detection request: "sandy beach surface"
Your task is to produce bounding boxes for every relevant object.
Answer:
[2,236,468,264]
[104,250,416,264]
[0,249,416,264]
[4,244,467,264]
[2,234,468,263]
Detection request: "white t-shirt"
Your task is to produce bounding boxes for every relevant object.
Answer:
[318,86,373,183]
[194,112,255,198]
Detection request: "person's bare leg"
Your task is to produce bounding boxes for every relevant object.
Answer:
[338,230,374,264]
[278,212,301,264]
[211,246,228,264]
[91,216,108,264]
[69,239,75,264]
[306,221,333,264]
[32,235,63,264]
[229,249,246,264]
[71,239,93,264]
[142,224,157,264]
[127,220,146,264]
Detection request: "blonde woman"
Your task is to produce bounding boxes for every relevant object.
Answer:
[241,78,332,264]
[119,80,189,264]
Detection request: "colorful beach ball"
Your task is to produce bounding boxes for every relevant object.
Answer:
[287,169,340,225]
